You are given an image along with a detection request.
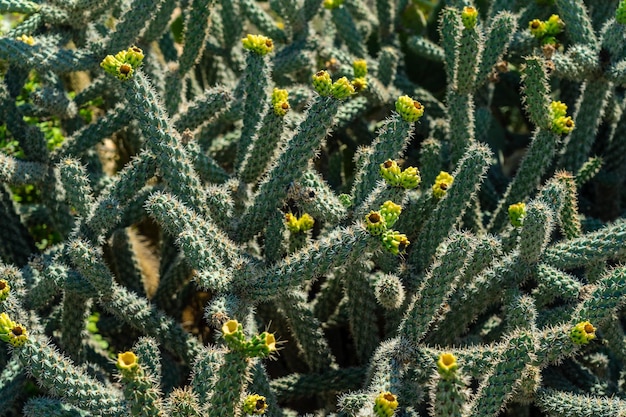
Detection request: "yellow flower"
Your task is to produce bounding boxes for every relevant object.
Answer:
[373,392,398,417]
[437,352,458,378]
[432,171,454,199]
[243,394,268,415]
[116,351,138,371]
[242,34,274,55]
[570,321,596,345]
[395,96,424,123]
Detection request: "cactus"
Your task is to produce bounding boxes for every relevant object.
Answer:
[1,1,626,416]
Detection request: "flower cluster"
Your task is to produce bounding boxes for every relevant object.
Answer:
[242,394,268,415]
[312,69,361,100]
[0,313,28,347]
[528,15,564,45]
[570,321,596,345]
[0,279,10,302]
[365,201,409,255]
[271,88,290,117]
[380,160,421,189]
[16,34,35,45]
[242,34,274,56]
[549,101,575,135]
[222,320,277,358]
[395,95,425,123]
[432,171,454,199]
[284,212,315,233]
[100,46,144,80]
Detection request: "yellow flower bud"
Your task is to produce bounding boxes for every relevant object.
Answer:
[242,34,274,55]
[395,96,424,123]
[461,6,478,29]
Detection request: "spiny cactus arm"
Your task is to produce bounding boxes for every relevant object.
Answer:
[115,350,165,417]
[376,0,395,42]
[535,321,594,366]
[59,290,90,362]
[555,0,599,50]
[536,389,626,417]
[190,347,223,406]
[552,44,598,80]
[475,11,517,89]
[247,363,281,417]
[273,367,366,402]
[0,355,27,413]
[428,353,469,417]
[132,337,162,382]
[376,47,400,87]
[207,350,253,417]
[504,293,538,334]
[236,94,342,242]
[241,225,375,299]
[235,35,274,171]
[5,11,41,37]
[409,143,491,273]
[601,18,626,60]
[446,91,475,166]
[79,153,157,244]
[574,156,602,188]
[66,239,202,363]
[56,158,94,218]
[406,36,445,63]
[574,265,626,327]
[0,0,40,13]
[31,86,77,119]
[553,171,582,238]
[466,331,536,417]
[278,290,336,372]
[455,9,482,94]
[488,128,562,233]
[542,220,626,269]
[428,252,529,345]
[292,169,348,225]
[329,6,367,58]
[105,0,166,54]
[185,139,231,185]
[557,79,612,173]
[439,7,461,89]
[351,99,422,206]
[22,397,95,416]
[240,0,287,43]
[145,191,243,269]
[220,0,243,49]
[343,256,380,363]
[16,335,126,415]
[0,153,47,186]
[121,70,208,217]
[532,263,582,307]
[400,231,476,346]
[178,0,216,77]
[239,90,289,184]
[173,86,231,132]
[518,201,555,264]
[142,0,178,43]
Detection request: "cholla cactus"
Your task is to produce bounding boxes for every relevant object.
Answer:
[1,1,626,416]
